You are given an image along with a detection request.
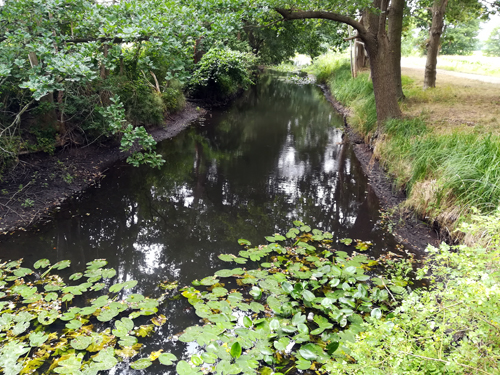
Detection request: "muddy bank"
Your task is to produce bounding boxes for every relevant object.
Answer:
[0,103,206,234]
[320,85,439,255]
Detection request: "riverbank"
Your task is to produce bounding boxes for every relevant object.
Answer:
[319,85,439,255]
[307,54,500,242]
[0,103,206,233]
[304,54,500,374]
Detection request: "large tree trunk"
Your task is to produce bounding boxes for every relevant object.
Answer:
[424,0,448,89]
[363,0,403,123]
[276,0,404,125]
[367,39,403,123]
[388,0,405,99]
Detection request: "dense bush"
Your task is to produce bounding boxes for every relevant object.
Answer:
[189,47,257,102]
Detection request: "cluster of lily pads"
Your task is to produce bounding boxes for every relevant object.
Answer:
[0,258,175,375]
[1,222,408,375]
[177,222,408,374]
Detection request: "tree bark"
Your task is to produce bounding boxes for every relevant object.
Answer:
[424,0,448,89]
[388,0,405,99]
[276,1,403,125]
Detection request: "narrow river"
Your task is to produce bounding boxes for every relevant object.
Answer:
[0,72,402,374]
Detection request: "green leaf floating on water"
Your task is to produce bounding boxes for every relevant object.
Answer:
[230,342,242,359]
[53,260,71,270]
[158,353,177,366]
[33,259,50,269]
[130,358,152,370]
[91,347,118,371]
[176,360,201,375]
[37,309,58,325]
[54,353,83,374]
[71,335,93,350]
[29,331,49,347]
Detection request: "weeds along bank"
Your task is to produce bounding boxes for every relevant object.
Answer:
[299,54,500,373]
[307,54,500,240]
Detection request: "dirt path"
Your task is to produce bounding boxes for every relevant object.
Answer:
[401,63,500,84]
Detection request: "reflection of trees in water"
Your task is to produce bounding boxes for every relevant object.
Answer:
[0,76,399,374]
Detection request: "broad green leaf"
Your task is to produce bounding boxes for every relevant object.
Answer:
[53,353,83,374]
[130,358,152,370]
[71,335,93,350]
[34,259,50,269]
[53,260,71,270]
[230,342,242,359]
[159,353,177,366]
[29,332,49,347]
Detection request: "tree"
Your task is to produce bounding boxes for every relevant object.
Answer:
[419,0,491,88]
[440,19,480,54]
[274,0,404,125]
[0,0,253,170]
[483,26,500,56]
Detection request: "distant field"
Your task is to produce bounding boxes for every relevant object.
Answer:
[402,54,500,77]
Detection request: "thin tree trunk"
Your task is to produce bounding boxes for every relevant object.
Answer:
[424,0,448,89]
[388,0,405,99]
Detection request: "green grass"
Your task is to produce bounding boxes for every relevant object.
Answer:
[306,54,377,135]
[309,53,500,216]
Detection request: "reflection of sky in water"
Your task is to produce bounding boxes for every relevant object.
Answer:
[0,73,404,375]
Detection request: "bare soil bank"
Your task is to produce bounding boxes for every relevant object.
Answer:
[0,103,206,234]
[320,85,440,255]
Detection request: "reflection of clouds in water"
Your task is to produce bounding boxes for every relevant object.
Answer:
[125,203,138,228]
[322,129,343,174]
[132,242,177,277]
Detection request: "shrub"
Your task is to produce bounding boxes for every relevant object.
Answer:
[189,47,257,102]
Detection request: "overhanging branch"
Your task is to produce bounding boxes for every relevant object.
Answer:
[275,8,368,41]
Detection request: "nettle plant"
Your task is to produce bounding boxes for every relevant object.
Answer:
[0,258,176,375]
[176,222,408,375]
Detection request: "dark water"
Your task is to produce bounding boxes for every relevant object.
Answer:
[0,73,401,373]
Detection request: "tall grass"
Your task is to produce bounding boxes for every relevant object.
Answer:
[307,54,377,134]
[309,53,500,216]
[410,134,500,210]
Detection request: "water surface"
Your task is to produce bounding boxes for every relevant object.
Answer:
[0,73,401,373]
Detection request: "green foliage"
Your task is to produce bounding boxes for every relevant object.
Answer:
[178,224,406,374]
[189,46,257,101]
[98,96,165,168]
[483,27,500,57]
[335,212,500,374]
[440,19,480,55]
[0,257,171,374]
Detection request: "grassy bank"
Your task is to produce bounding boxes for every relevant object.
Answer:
[302,53,500,374]
[306,53,500,235]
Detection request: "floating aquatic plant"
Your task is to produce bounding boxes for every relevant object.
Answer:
[178,221,407,374]
[0,258,174,375]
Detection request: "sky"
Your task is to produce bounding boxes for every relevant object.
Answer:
[478,14,500,41]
